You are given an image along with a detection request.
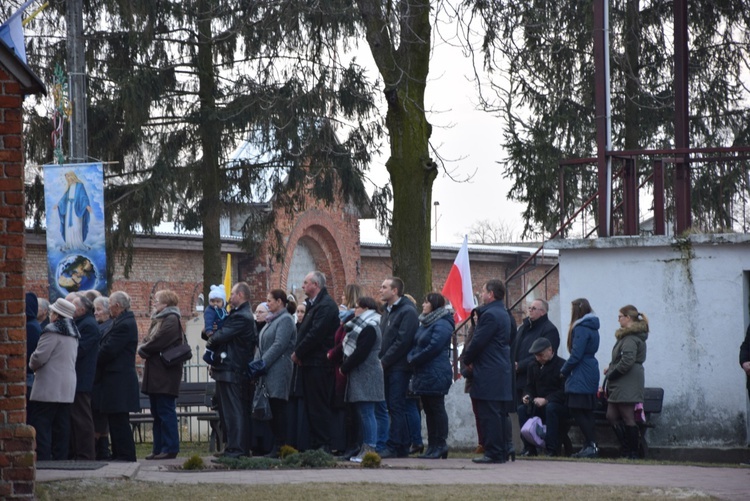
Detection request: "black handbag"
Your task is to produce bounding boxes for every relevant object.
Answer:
[252,384,272,421]
[160,316,192,366]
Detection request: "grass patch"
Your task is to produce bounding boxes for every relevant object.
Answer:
[36,480,718,500]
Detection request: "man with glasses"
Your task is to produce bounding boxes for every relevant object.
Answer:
[511,300,560,411]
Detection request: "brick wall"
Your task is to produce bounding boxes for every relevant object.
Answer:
[0,66,36,499]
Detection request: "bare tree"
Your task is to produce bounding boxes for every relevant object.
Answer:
[464,219,516,244]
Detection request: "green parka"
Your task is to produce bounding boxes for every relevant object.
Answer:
[605,320,648,403]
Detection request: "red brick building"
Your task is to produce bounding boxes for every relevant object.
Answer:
[1,39,45,500]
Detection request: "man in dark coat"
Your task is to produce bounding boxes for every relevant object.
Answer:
[377,277,419,458]
[69,294,101,460]
[207,282,257,459]
[518,337,567,456]
[292,271,339,452]
[512,299,560,405]
[94,291,141,462]
[462,279,513,464]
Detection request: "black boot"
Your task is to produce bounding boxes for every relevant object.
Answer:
[421,443,448,459]
[625,426,640,459]
[611,424,628,458]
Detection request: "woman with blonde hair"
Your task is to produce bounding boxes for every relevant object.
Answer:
[137,290,184,459]
[560,298,600,459]
[605,305,648,459]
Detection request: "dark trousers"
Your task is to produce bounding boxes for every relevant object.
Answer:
[301,365,334,449]
[383,369,410,454]
[475,399,507,460]
[421,395,448,447]
[30,401,71,461]
[69,392,95,460]
[269,398,288,447]
[470,397,484,445]
[108,412,136,461]
[518,401,568,454]
[150,394,180,455]
[216,380,252,457]
[570,407,597,446]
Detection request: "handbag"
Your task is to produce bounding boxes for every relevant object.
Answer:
[252,383,272,421]
[520,415,546,448]
[160,315,192,366]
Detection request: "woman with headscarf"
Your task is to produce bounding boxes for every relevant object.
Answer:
[605,304,648,459]
[560,298,601,459]
[137,290,184,459]
[53,171,92,251]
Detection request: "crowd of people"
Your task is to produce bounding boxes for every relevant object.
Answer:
[24,269,656,464]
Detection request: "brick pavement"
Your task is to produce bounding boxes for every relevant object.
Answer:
[36,457,750,500]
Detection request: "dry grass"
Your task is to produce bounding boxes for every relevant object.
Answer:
[36,480,716,501]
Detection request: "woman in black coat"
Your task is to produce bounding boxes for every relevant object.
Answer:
[407,292,454,459]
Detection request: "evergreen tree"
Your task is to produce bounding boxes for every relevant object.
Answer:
[465,0,750,236]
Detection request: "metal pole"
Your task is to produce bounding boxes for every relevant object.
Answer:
[433,201,440,242]
[66,0,87,162]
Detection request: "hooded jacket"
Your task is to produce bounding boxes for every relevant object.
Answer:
[606,320,648,403]
[560,313,601,395]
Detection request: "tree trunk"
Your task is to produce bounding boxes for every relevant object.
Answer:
[197,0,223,298]
[357,0,435,301]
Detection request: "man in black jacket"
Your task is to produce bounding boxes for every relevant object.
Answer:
[518,337,567,456]
[378,277,419,458]
[512,299,560,405]
[69,294,101,460]
[207,282,257,458]
[292,271,339,451]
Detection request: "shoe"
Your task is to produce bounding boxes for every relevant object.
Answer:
[572,444,599,459]
[740,460,750,467]
[418,446,435,459]
[336,446,360,461]
[520,448,537,457]
[153,452,178,460]
[145,453,156,460]
[472,455,506,464]
[378,448,407,459]
[506,450,516,462]
[420,444,448,459]
[350,444,376,463]
[409,443,425,455]
[473,445,484,454]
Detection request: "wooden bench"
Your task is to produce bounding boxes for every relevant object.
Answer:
[130,381,223,451]
[561,387,664,457]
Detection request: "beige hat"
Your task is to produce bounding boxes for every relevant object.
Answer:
[50,298,76,319]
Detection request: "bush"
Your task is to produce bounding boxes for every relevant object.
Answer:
[279,445,298,459]
[281,449,336,468]
[182,455,205,470]
[360,451,381,468]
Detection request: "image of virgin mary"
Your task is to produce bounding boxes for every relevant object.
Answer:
[55,171,92,251]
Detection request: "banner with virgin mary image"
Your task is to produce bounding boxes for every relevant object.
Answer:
[44,163,107,301]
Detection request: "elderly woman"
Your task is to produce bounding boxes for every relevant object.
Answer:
[560,298,601,459]
[28,298,80,460]
[252,289,296,457]
[407,292,455,459]
[605,305,649,459]
[137,290,184,460]
[340,297,385,463]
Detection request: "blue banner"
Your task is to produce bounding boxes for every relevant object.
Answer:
[44,163,107,301]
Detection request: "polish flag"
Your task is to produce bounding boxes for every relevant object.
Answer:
[441,235,476,323]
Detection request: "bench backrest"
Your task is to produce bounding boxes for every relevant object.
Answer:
[137,381,216,411]
[642,387,664,414]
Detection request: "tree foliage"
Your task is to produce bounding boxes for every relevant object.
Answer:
[464,0,750,237]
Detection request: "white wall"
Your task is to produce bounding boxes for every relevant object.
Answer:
[547,234,750,446]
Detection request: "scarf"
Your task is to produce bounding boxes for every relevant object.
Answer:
[343,309,380,357]
[46,317,80,338]
[151,305,181,321]
[418,307,452,327]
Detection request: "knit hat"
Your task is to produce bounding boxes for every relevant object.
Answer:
[208,284,226,302]
[50,298,76,319]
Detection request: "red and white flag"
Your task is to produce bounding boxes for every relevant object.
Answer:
[441,235,476,323]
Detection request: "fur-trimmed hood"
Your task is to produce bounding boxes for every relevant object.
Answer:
[615,320,649,342]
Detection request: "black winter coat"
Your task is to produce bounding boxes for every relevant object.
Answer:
[407,314,455,396]
[523,354,566,405]
[741,325,750,391]
[206,301,256,382]
[512,314,560,392]
[295,288,339,367]
[94,310,141,413]
[379,298,419,372]
[74,312,101,393]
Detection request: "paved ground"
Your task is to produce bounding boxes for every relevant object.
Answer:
[35,456,750,500]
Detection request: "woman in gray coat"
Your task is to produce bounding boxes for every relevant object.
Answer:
[604,304,648,459]
[254,289,296,457]
[340,297,385,463]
